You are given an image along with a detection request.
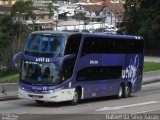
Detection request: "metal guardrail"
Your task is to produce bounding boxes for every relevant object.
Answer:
[0,85,7,96]
[0,83,18,99]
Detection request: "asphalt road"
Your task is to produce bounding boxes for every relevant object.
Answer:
[0,82,160,120]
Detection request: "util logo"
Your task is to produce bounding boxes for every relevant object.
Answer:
[122,55,139,85]
[35,58,50,62]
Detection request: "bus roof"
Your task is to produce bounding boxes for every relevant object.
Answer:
[83,33,144,40]
[30,31,81,36]
[30,31,143,40]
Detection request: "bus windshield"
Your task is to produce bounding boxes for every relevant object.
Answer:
[20,61,61,85]
[26,35,66,57]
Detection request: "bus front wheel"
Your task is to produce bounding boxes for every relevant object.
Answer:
[70,89,80,105]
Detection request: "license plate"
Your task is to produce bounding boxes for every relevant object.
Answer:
[32,96,40,99]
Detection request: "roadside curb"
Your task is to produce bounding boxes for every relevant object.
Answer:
[142,79,160,85]
[0,95,19,101]
[0,96,19,101]
[144,70,160,74]
[0,80,18,84]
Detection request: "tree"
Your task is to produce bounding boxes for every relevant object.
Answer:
[11,1,32,46]
[120,0,160,55]
[46,0,58,30]
[0,14,31,73]
[26,0,58,31]
[0,0,60,74]
[46,0,58,15]
[11,0,58,31]
[11,1,32,21]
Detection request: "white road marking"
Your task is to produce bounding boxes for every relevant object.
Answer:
[96,101,160,111]
[57,104,92,110]
[142,82,160,87]
[17,112,27,114]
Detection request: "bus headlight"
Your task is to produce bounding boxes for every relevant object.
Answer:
[50,96,58,99]
[48,90,54,93]
[49,88,63,93]
[19,86,25,90]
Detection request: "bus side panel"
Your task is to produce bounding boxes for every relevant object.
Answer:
[123,54,144,93]
[72,54,125,99]
[72,80,120,99]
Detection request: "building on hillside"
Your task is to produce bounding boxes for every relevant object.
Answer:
[15,8,58,30]
[0,0,59,30]
[104,0,124,27]
[32,0,60,8]
[58,4,79,21]
[75,0,124,28]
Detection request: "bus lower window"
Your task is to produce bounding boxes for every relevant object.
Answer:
[77,66,122,81]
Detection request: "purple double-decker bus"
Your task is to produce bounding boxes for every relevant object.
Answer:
[13,31,144,104]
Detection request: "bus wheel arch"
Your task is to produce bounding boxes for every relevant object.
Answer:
[70,86,82,105]
[76,86,82,98]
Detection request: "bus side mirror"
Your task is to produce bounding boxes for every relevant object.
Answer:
[12,52,23,68]
[60,54,76,65]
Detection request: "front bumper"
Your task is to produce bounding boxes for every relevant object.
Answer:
[18,88,75,102]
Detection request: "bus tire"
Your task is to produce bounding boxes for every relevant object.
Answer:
[35,100,44,104]
[123,84,131,98]
[70,89,80,105]
[116,85,123,99]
